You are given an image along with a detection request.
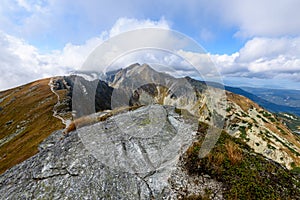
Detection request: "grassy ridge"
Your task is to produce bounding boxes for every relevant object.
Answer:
[0,79,64,174]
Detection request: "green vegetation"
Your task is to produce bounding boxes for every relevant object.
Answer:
[291,162,300,175]
[270,134,300,156]
[239,126,249,141]
[264,130,272,138]
[226,106,232,112]
[251,117,258,123]
[184,131,300,199]
[269,117,276,122]
[247,122,253,129]
[259,110,277,122]
[241,112,248,117]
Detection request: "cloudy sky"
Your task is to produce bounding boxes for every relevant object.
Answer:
[0,0,300,90]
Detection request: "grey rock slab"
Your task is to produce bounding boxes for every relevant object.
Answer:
[0,105,223,199]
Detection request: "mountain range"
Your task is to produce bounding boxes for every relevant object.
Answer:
[0,63,300,199]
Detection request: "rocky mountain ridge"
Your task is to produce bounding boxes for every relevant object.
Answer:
[1,63,300,199]
[1,105,300,199]
[106,63,300,169]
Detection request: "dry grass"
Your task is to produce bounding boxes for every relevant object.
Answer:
[226,91,260,112]
[264,121,300,167]
[0,78,64,174]
[156,85,169,105]
[64,105,143,134]
[225,140,243,165]
[207,151,225,174]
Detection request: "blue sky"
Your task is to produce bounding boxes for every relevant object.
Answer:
[0,0,300,90]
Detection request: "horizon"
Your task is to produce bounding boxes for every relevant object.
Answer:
[0,1,300,90]
[2,63,300,92]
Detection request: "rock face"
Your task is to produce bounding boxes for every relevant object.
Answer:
[0,105,223,199]
[106,64,300,169]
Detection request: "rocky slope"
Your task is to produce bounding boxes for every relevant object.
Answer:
[1,63,300,199]
[225,92,300,169]
[0,105,223,199]
[108,63,300,169]
[1,105,300,199]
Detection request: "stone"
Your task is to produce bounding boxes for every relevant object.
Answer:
[0,105,223,199]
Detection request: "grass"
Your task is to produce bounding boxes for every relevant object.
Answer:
[64,105,143,134]
[239,126,249,142]
[276,125,287,135]
[183,131,300,199]
[226,106,232,112]
[0,78,64,174]
[225,140,243,165]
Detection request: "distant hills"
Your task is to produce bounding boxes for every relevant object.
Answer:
[225,86,300,116]
[189,79,300,116]
[242,87,300,108]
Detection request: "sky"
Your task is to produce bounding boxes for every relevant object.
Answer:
[0,0,300,90]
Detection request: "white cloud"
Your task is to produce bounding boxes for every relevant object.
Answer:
[1,5,300,91]
[0,18,171,90]
[0,31,68,90]
[109,17,169,37]
[217,0,300,37]
[2,26,300,91]
[1,0,300,45]
[212,37,300,81]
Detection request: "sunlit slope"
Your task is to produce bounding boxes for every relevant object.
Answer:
[0,78,64,174]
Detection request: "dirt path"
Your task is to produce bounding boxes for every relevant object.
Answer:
[48,78,67,127]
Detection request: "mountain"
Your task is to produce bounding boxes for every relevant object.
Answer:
[0,78,64,174]
[242,86,300,108]
[1,63,300,199]
[225,86,300,116]
[0,75,112,174]
[105,63,300,169]
[276,113,300,134]
[1,105,300,199]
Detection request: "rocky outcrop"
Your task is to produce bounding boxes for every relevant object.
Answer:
[0,105,223,199]
[107,64,300,169]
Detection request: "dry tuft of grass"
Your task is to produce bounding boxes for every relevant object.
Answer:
[225,140,243,165]
[64,105,143,134]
